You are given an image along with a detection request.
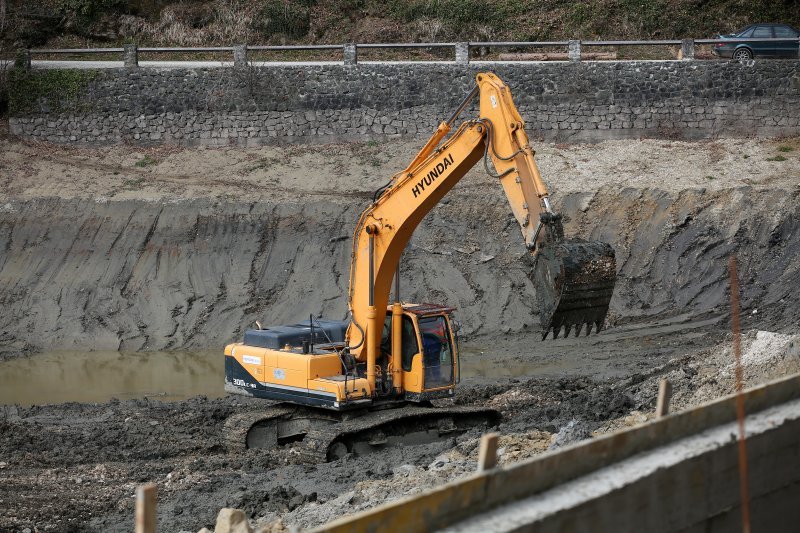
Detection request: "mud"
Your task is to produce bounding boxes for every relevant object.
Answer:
[1,134,799,531]
[2,324,796,532]
[0,372,643,531]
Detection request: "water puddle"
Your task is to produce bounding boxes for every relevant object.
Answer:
[0,350,224,406]
[0,343,584,406]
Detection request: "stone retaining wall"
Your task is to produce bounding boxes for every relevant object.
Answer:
[9,60,800,145]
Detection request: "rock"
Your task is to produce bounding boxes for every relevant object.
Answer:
[479,253,495,263]
[392,464,416,477]
[198,528,213,533]
[428,455,450,470]
[549,419,591,449]
[255,519,288,533]
[214,508,252,533]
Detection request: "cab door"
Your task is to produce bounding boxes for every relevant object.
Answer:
[417,315,455,390]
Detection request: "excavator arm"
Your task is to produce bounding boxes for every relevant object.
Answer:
[346,72,616,392]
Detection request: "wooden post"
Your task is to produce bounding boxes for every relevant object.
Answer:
[656,379,673,418]
[477,432,499,472]
[135,483,157,533]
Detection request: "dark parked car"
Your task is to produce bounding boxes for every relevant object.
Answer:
[713,23,800,60]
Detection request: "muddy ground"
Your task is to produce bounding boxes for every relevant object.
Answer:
[2,327,798,532]
[1,132,800,531]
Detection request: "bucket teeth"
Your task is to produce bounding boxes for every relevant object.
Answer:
[532,238,616,341]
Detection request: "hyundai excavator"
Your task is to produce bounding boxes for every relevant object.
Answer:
[223,73,616,462]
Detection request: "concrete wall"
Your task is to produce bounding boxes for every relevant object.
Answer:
[9,60,800,145]
[447,400,800,532]
[316,373,800,533]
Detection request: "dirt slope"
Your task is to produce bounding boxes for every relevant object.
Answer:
[1,137,799,358]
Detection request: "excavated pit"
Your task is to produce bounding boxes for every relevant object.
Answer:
[2,185,799,359]
[1,136,799,531]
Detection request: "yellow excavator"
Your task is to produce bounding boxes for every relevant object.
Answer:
[223,73,616,461]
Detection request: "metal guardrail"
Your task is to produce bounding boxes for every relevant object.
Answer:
[30,48,125,54]
[139,46,235,52]
[16,38,800,68]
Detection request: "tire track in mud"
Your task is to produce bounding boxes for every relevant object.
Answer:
[1,185,799,359]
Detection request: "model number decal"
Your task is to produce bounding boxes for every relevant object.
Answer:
[243,355,262,365]
[233,378,256,389]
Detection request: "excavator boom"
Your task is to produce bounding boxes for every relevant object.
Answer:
[346,72,616,371]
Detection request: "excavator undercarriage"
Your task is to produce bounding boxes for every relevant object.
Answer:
[224,402,500,463]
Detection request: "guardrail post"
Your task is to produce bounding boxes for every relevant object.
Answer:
[233,44,248,68]
[455,42,470,64]
[568,40,581,61]
[344,43,358,66]
[681,38,695,60]
[14,49,31,70]
[123,43,138,68]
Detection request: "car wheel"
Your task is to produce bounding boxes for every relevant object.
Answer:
[733,48,753,61]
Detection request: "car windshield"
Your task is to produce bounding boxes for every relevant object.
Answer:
[737,27,754,37]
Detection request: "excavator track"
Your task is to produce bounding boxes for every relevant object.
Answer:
[225,404,501,463]
[223,405,297,453]
[298,405,501,463]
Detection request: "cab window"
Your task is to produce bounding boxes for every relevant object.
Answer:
[418,315,454,388]
[381,314,419,372]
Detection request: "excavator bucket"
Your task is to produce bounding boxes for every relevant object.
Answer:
[532,216,616,340]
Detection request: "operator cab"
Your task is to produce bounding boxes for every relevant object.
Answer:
[381,303,460,400]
